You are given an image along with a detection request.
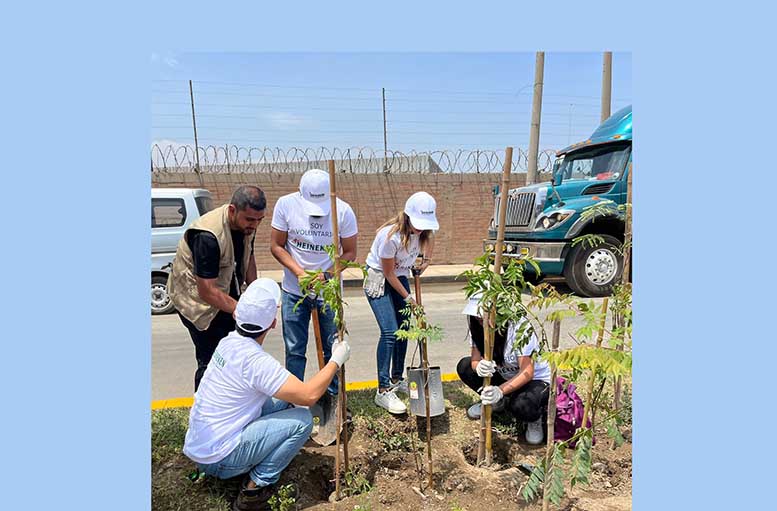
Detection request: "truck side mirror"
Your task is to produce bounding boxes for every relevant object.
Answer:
[553,173,562,186]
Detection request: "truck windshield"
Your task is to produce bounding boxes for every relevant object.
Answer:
[554,142,631,182]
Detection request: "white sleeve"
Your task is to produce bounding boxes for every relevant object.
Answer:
[271,197,289,232]
[339,203,358,238]
[378,232,399,260]
[246,353,291,397]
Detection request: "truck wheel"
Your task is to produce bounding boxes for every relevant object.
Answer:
[563,234,623,297]
[151,274,175,315]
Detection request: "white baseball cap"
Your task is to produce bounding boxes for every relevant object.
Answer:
[299,169,331,216]
[404,191,439,231]
[461,292,484,317]
[235,278,282,335]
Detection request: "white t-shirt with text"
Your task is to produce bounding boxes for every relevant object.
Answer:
[365,225,421,278]
[271,192,358,297]
[183,331,291,465]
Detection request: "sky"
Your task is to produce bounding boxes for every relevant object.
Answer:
[151,52,631,159]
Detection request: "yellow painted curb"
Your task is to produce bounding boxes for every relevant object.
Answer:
[151,372,461,410]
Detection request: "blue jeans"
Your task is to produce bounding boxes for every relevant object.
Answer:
[198,399,313,487]
[281,290,339,395]
[366,275,411,389]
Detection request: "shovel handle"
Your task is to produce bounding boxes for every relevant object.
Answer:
[311,306,326,370]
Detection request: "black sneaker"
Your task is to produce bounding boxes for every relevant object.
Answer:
[232,479,276,511]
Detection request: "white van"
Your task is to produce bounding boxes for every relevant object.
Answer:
[151,188,214,314]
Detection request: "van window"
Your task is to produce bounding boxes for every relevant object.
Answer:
[195,196,214,215]
[152,198,187,228]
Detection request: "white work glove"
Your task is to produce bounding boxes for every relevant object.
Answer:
[480,385,504,406]
[475,359,497,378]
[330,340,351,368]
[363,267,386,298]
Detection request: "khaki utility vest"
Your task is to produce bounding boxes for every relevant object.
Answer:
[167,204,254,331]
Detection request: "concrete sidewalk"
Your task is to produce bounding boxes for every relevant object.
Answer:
[257,263,475,287]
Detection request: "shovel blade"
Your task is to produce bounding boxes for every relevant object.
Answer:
[309,392,340,446]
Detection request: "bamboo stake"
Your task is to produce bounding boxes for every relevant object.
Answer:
[328,160,349,498]
[413,270,433,489]
[542,319,561,511]
[612,163,632,444]
[477,147,513,466]
[581,297,608,430]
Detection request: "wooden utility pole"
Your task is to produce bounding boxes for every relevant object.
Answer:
[601,52,613,122]
[188,80,204,187]
[382,87,388,172]
[526,52,545,185]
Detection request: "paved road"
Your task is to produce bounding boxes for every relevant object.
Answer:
[152,282,603,401]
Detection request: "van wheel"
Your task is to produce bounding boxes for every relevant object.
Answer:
[151,275,175,315]
[563,234,623,297]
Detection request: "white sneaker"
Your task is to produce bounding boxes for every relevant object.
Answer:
[374,389,407,415]
[525,418,544,445]
[390,379,409,395]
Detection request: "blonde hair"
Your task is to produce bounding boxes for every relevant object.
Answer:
[378,211,433,253]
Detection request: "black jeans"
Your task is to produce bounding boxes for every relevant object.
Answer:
[179,310,236,391]
[456,356,550,422]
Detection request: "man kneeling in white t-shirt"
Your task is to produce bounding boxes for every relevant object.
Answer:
[183,278,351,511]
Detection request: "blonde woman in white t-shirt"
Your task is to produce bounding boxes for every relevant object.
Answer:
[364,192,439,414]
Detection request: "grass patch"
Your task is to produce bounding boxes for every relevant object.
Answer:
[445,381,478,409]
[346,387,384,420]
[151,408,189,464]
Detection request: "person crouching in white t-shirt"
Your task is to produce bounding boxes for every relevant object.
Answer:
[363,192,438,415]
[270,168,358,398]
[455,294,551,445]
[183,278,351,511]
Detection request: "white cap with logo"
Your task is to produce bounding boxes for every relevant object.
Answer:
[404,191,439,231]
[299,168,331,217]
[461,292,484,318]
[235,278,282,336]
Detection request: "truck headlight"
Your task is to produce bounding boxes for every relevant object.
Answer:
[534,210,574,231]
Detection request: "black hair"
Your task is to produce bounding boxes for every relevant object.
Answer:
[467,315,506,366]
[230,185,267,212]
[236,323,268,339]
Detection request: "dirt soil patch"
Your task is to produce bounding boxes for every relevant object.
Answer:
[152,382,632,510]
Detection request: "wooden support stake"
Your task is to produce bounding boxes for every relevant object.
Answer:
[413,272,433,489]
[582,297,608,430]
[477,147,513,466]
[612,163,632,447]
[328,160,349,498]
[542,319,561,511]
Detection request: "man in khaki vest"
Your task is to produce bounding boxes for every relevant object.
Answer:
[168,185,266,390]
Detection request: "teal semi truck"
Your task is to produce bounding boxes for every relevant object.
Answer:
[485,105,632,297]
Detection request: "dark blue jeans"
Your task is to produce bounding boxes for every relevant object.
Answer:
[366,275,411,389]
[281,290,339,395]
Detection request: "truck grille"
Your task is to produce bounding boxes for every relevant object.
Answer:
[494,192,536,227]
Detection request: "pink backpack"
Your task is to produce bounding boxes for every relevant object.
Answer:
[553,377,592,445]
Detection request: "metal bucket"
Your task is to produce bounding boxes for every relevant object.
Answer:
[406,365,445,417]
